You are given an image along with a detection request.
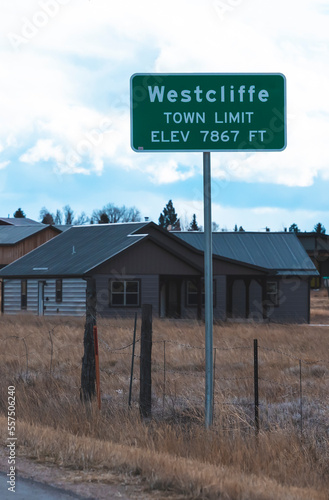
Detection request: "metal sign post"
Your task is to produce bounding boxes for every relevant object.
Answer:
[130,72,286,428]
[203,151,213,428]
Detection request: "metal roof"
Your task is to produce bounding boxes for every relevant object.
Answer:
[0,222,148,278]
[175,232,318,275]
[0,217,43,226]
[0,224,318,279]
[0,225,54,245]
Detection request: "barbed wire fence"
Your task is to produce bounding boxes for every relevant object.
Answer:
[0,309,328,438]
[95,307,329,437]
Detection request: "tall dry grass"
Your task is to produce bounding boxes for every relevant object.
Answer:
[0,291,328,499]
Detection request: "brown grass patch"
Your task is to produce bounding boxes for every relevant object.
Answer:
[0,293,328,498]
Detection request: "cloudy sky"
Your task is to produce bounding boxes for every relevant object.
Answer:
[1,0,329,231]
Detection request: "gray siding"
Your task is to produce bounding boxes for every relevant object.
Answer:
[214,276,226,321]
[180,276,226,321]
[249,280,263,320]
[94,274,159,318]
[3,278,86,317]
[3,279,38,315]
[232,279,246,318]
[43,279,86,317]
[267,277,309,323]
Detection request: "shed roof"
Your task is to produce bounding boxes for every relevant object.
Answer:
[0,225,59,245]
[0,222,148,277]
[175,232,317,276]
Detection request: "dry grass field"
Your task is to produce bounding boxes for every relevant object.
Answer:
[0,290,328,499]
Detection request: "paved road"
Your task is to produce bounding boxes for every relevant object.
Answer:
[0,472,89,500]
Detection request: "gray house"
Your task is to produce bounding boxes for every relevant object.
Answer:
[0,222,318,322]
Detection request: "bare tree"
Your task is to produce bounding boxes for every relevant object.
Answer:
[63,205,74,225]
[121,206,141,222]
[54,209,62,225]
[91,203,141,224]
[74,212,89,225]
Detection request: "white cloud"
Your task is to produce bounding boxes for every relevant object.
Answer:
[173,198,329,232]
[20,139,63,163]
[0,0,328,192]
[0,161,10,170]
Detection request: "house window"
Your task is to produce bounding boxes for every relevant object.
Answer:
[21,280,27,309]
[56,279,63,303]
[186,279,216,307]
[266,281,279,306]
[110,280,140,307]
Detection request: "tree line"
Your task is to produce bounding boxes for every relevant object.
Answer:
[13,204,142,226]
[11,204,327,234]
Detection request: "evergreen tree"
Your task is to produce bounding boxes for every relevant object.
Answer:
[158,200,179,230]
[13,208,25,218]
[188,214,199,231]
[39,207,54,225]
[99,212,110,224]
[314,222,326,234]
[289,223,300,233]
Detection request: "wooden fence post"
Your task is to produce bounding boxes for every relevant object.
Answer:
[128,312,138,407]
[93,325,101,410]
[254,338,259,435]
[140,304,152,418]
[81,278,96,402]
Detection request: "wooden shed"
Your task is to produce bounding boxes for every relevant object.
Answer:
[0,224,61,312]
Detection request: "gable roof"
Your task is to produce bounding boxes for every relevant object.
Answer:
[0,224,318,279]
[0,222,149,278]
[175,232,318,276]
[0,225,60,245]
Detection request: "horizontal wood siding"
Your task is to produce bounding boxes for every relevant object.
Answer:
[0,228,59,266]
[3,278,86,317]
[43,279,86,317]
[94,274,159,318]
[267,277,309,323]
[3,279,38,315]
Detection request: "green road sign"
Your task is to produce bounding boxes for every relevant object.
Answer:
[130,73,286,152]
